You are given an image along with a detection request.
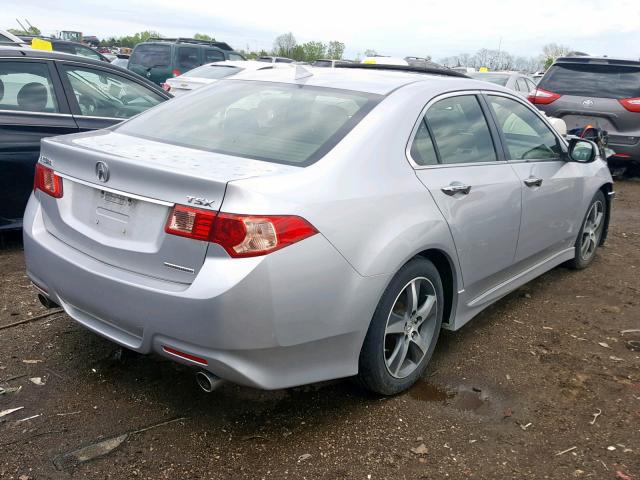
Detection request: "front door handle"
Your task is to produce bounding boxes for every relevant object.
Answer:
[441,182,472,196]
[523,176,543,188]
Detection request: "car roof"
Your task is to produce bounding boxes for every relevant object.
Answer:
[229,65,502,96]
[554,56,640,67]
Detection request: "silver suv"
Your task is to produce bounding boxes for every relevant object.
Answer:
[530,56,640,173]
[24,66,613,395]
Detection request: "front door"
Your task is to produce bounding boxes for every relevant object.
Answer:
[410,93,522,300]
[0,59,77,229]
[484,93,583,265]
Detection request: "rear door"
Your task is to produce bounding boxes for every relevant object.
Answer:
[535,62,640,150]
[57,61,166,130]
[176,46,200,75]
[484,92,582,265]
[411,92,522,301]
[204,48,225,64]
[0,59,76,229]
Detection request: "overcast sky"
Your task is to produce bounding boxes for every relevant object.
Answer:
[4,0,639,60]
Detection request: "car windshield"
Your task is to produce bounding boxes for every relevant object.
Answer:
[539,63,640,99]
[117,80,381,166]
[181,65,242,79]
[468,73,509,86]
[129,44,171,68]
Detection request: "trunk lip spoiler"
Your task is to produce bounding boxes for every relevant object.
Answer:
[56,171,175,207]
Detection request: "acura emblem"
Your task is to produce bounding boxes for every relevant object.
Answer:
[95,162,110,182]
[582,99,594,107]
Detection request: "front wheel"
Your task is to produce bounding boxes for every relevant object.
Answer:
[568,190,606,269]
[357,257,443,395]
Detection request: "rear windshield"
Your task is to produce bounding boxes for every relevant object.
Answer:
[129,44,171,68]
[117,80,380,166]
[467,73,509,86]
[540,63,640,99]
[182,65,242,79]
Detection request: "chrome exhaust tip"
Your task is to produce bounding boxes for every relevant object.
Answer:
[195,370,225,393]
[38,293,60,309]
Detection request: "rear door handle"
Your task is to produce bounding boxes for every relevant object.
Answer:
[523,176,543,188]
[441,182,472,196]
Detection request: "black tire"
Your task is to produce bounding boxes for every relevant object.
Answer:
[568,190,607,270]
[357,257,444,395]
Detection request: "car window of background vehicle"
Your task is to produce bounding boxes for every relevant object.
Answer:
[129,44,171,68]
[540,64,640,98]
[410,120,438,166]
[204,49,225,63]
[0,61,59,113]
[178,47,199,70]
[62,66,165,118]
[488,95,561,160]
[425,95,497,164]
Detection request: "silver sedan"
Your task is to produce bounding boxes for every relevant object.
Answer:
[24,66,613,395]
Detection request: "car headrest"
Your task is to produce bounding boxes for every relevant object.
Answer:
[17,82,48,111]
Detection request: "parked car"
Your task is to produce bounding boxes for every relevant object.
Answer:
[0,46,170,230]
[110,54,130,69]
[23,65,613,395]
[468,71,537,97]
[530,56,640,173]
[312,59,352,68]
[163,60,289,96]
[128,38,246,86]
[257,56,294,64]
[21,36,110,62]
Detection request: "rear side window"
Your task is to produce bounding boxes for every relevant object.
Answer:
[178,47,200,70]
[55,43,103,61]
[129,44,171,68]
[425,95,497,164]
[0,61,59,113]
[182,65,241,79]
[540,63,640,99]
[204,49,224,63]
[409,120,438,166]
[117,80,381,166]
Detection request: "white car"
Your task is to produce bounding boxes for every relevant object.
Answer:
[163,60,285,96]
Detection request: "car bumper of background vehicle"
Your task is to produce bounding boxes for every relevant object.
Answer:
[23,196,388,389]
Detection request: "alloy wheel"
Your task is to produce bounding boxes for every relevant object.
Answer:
[580,200,604,261]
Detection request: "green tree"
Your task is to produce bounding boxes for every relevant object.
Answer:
[194,33,214,41]
[326,41,345,60]
[8,26,41,36]
[541,43,570,69]
[364,49,378,57]
[300,41,326,62]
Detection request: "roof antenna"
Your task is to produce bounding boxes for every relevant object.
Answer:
[295,65,313,81]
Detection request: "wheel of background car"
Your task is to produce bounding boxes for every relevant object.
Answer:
[357,257,443,395]
[568,190,606,270]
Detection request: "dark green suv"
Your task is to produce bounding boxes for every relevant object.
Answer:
[128,38,246,85]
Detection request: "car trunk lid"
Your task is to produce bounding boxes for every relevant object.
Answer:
[38,130,297,283]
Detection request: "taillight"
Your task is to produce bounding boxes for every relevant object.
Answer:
[528,88,562,105]
[165,205,216,241]
[172,69,181,77]
[619,98,640,112]
[34,163,63,198]
[212,213,318,258]
[161,82,171,92]
[164,206,318,257]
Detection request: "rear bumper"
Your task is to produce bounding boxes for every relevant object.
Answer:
[23,196,388,389]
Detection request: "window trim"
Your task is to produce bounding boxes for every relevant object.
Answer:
[405,90,505,170]
[481,90,568,164]
[56,61,166,118]
[0,58,71,115]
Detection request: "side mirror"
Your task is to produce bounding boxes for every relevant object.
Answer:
[567,138,597,163]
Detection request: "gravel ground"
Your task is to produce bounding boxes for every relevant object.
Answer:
[1,180,639,480]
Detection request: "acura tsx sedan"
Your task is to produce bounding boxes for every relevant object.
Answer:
[23,65,613,395]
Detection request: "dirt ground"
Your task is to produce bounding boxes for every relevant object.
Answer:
[1,181,639,480]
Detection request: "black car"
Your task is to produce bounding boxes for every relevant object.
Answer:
[20,36,111,63]
[0,46,171,230]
